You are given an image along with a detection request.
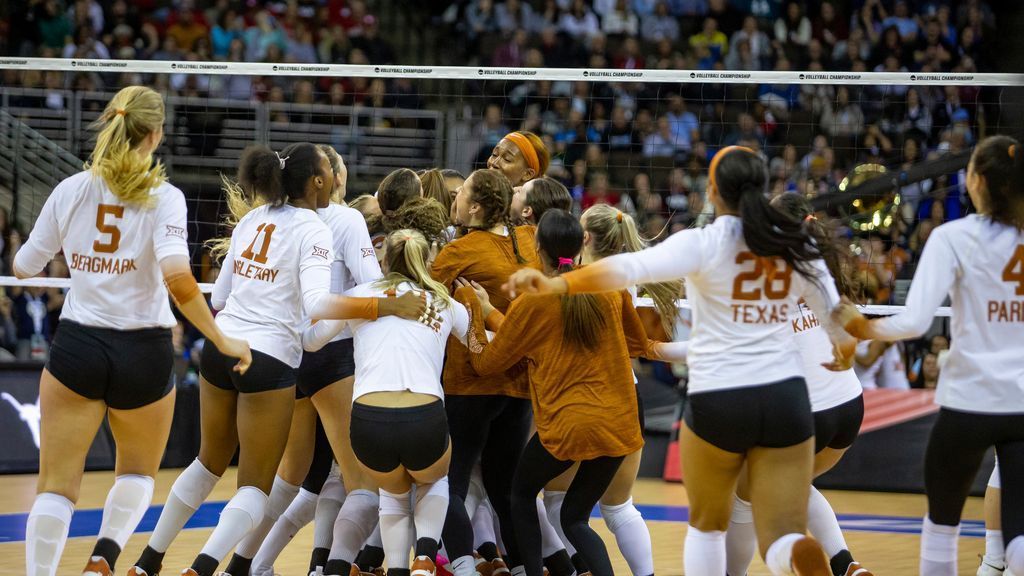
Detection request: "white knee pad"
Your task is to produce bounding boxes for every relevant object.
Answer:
[171,459,220,510]
[1006,536,1024,575]
[100,474,155,547]
[226,486,270,529]
[731,495,754,524]
[380,489,413,517]
[600,498,643,532]
[320,474,347,504]
[990,461,1002,490]
[267,476,300,520]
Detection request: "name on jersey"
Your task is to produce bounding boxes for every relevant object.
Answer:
[988,300,1024,323]
[731,303,790,324]
[791,310,820,333]
[233,258,280,283]
[69,253,137,274]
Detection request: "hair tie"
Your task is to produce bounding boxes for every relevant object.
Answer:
[804,214,817,222]
[557,257,574,267]
[114,109,126,117]
[616,210,624,223]
[1010,144,1017,159]
[275,151,289,170]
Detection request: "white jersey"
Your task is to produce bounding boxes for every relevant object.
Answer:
[14,171,189,330]
[317,204,382,341]
[213,204,333,368]
[791,302,863,411]
[595,215,840,394]
[854,340,882,389]
[872,214,1024,413]
[344,281,469,402]
[879,343,910,389]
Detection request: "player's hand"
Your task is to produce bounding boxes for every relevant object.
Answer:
[456,277,495,318]
[380,290,442,329]
[503,268,562,299]
[219,336,252,375]
[832,297,869,339]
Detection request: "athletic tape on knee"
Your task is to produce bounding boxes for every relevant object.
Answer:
[379,489,413,517]
[172,459,220,510]
[99,474,155,547]
[268,476,301,520]
[731,495,753,524]
[600,498,643,532]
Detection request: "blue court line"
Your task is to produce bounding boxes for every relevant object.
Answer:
[0,501,984,544]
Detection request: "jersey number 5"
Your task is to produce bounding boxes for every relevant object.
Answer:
[731,251,794,300]
[241,223,276,264]
[93,204,124,253]
[1003,245,1024,296]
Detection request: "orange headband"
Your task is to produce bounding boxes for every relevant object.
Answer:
[504,132,541,176]
[708,145,756,194]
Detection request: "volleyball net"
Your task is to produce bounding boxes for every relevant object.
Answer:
[1,58,1022,320]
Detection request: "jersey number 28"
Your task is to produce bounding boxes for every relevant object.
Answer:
[1004,245,1024,296]
[731,251,794,300]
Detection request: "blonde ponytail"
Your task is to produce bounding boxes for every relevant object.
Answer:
[86,86,167,207]
[582,204,683,337]
[205,174,264,260]
[376,229,452,310]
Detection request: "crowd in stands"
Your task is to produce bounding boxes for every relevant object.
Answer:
[0,0,997,376]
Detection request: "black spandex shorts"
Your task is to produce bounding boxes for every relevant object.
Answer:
[813,394,865,453]
[350,399,449,473]
[684,377,814,454]
[296,338,355,399]
[47,320,173,410]
[200,340,296,393]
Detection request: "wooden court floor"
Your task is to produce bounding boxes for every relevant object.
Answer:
[0,468,986,575]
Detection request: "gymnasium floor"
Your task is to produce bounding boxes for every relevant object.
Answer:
[0,468,985,575]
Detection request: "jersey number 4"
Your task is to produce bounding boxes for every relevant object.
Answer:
[93,204,124,253]
[1003,245,1024,296]
[731,251,794,300]
[240,223,276,264]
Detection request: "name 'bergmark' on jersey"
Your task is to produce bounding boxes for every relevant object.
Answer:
[69,252,138,274]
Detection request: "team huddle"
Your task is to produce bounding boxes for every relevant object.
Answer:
[14,85,1024,576]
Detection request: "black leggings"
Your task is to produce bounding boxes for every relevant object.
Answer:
[926,407,1024,546]
[302,415,333,494]
[442,395,532,564]
[511,434,623,576]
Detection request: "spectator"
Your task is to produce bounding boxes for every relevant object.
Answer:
[602,0,640,37]
[811,1,848,51]
[689,17,729,62]
[914,17,954,70]
[882,0,920,42]
[352,17,393,64]
[612,37,645,69]
[0,293,17,361]
[286,23,319,63]
[496,0,536,35]
[602,106,639,152]
[211,8,243,59]
[820,86,865,138]
[669,0,708,17]
[643,116,677,158]
[167,9,208,53]
[582,172,621,210]
[872,26,910,68]
[466,0,501,41]
[559,0,601,41]
[36,0,73,51]
[908,334,949,383]
[726,37,760,70]
[666,95,699,153]
[900,87,934,143]
[641,1,679,43]
[67,0,103,36]
[757,57,800,113]
[244,10,287,62]
[706,0,745,36]
[11,284,54,362]
[774,1,811,60]
[724,112,764,147]
[729,15,772,69]
[916,353,941,389]
[832,27,870,69]
[319,25,350,64]
[857,0,887,45]
[492,28,528,68]
[337,0,374,38]
[936,3,957,46]
[62,25,110,59]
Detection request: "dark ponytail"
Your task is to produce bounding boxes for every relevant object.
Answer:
[238,143,324,207]
[714,149,823,284]
[378,168,422,219]
[468,169,526,263]
[970,135,1024,229]
[771,194,860,301]
[536,209,607,350]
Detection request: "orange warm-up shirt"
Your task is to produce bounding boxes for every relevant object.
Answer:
[431,226,540,398]
[463,289,648,461]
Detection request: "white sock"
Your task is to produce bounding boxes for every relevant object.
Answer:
[26,493,74,576]
[328,489,380,562]
[919,517,959,576]
[252,488,318,575]
[807,487,847,558]
[367,522,384,547]
[543,491,577,556]
[467,464,486,516]
[1006,535,1024,575]
[537,498,566,558]
[601,498,654,576]
[415,477,450,546]
[451,555,478,576]
[473,499,497,550]
[491,498,505,555]
[380,489,414,570]
[765,533,805,576]
[725,496,756,576]
[235,476,299,559]
[98,475,154,549]
[983,529,1006,568]
[199,486,268,563]
[315,474,347,550]
[684,527,726,576]
[148,459,220,553]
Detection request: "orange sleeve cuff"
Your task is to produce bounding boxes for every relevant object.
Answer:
[563,263,617,295]
[165,271,201,305]
[844,315,870,340]
[330,296,378,320]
